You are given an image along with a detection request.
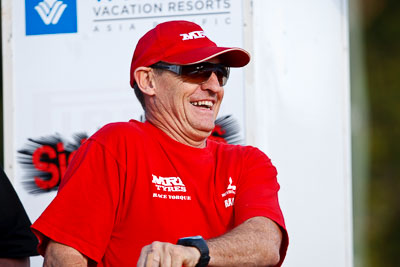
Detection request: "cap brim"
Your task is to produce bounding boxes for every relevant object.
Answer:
[163,46,250,67]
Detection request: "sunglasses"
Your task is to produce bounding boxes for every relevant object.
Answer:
[151,62,230,86]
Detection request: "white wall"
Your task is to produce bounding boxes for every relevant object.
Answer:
[245,0,353,266]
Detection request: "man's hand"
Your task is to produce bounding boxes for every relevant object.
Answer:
[137,241,201,267]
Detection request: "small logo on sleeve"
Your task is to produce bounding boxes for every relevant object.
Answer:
[222,177,236,208]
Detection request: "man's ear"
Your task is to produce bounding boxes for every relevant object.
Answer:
[134,67,156,96]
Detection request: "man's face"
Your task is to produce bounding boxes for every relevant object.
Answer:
[149,60,224,141]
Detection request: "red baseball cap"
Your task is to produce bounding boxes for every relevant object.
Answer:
[130,20,251,87]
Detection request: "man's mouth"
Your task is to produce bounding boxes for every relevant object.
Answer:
[190,100,214,110]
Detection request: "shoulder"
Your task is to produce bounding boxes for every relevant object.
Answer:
[210,140,276,172]
[90,120,148,145]
[210,140,270,161]
[77,120,151,163]
[92,120,146,137]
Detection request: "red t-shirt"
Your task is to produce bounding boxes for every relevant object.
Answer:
[32,120,288,266]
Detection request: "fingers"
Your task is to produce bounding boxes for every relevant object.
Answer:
[136,246,146,267]
[137,241,200,267]
[137,243,165,267]
[137,245,157,267]
[170,253,184,267]
[160,249,172,267]
[145,251,154,267]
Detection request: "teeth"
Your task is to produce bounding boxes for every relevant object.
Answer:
[191,101,213,109]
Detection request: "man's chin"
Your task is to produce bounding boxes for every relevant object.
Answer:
[191,123,215,136]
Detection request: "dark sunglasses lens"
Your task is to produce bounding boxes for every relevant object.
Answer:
[181,70,212,84]
[181,64,229,86]
[214,67,229,86]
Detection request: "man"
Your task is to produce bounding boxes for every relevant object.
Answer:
[32,20,288,266]
[0,167,39,267]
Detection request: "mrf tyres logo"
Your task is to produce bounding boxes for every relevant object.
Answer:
[152,175,186,192]
[25,0,77,35]
[152,175,191,201]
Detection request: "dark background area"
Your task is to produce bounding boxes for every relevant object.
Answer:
[0,0,3,167]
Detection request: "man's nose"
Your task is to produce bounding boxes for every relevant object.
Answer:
[201,72,223,92]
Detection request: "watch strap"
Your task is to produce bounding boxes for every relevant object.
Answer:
[177,235,210,267]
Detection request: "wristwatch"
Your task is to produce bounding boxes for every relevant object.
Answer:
[177,235,210,267]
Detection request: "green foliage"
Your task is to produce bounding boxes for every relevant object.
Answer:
[364,0,400,266]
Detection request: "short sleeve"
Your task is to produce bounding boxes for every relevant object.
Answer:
[31,139,124,262]
[234,147,288,266]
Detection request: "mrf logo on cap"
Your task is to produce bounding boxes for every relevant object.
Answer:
[180,30,206,40]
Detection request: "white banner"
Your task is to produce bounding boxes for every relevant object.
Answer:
[6,1,247,265]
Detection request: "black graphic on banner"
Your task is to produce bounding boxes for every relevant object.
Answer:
[18,133,88,194]
[209,115,241,144]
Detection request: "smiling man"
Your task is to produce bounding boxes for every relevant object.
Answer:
[32,20,288,267]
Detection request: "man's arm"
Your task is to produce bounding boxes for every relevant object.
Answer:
[138,216,282,267]
[207,216,282,266]
[0,258,30,267]
[43,240,88,267]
